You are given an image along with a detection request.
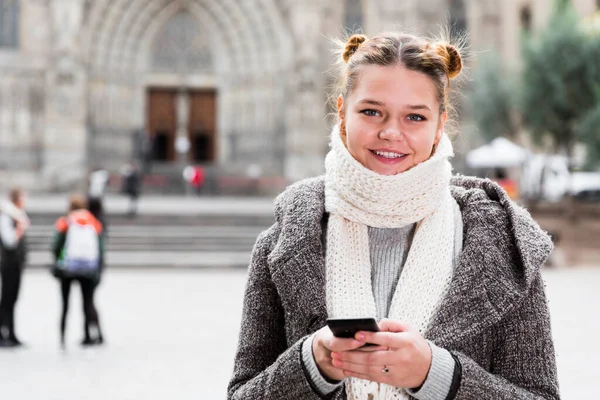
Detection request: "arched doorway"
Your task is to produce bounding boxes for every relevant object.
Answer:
[83,0,293,174]
[146,11,216,163]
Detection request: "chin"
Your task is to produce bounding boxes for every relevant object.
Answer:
[371,166,403,176]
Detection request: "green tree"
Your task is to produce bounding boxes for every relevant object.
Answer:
[577,30,600,167]
[520,1,600,166]
[467,53,518,142]
[576,100,600,168]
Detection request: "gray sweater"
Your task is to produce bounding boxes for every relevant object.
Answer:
[228,176,560,400]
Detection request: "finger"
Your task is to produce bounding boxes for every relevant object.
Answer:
[324,337,366,352]
[377,319,418,334]
[356,331,412,348]
[355,344,388,352]
[332,358,383,376]
[332,349,396,367]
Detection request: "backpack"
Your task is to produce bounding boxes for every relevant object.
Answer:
[59,218,101,277]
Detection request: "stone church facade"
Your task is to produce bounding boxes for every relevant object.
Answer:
[0,0,598,191]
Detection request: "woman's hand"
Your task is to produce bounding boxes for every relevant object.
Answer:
[312,325,372,381]
[330,319,432,389]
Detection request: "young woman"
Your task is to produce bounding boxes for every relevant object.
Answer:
[228,32,560,400]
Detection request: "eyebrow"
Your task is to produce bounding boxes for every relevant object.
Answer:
[405,104,432,111]
[357,99,432,111]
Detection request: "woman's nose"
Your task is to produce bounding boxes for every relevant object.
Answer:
[378,121,404,141]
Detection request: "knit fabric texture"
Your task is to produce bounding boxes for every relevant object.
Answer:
[324,126,457,399]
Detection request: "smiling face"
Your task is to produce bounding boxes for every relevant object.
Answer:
[338,64,447,175]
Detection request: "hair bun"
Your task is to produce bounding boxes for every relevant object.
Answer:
[343,34,367,63]
[437,43,462,79]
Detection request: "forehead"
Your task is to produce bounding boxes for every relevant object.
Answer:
[349,64,439,107]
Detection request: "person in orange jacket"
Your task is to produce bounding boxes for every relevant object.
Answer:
[52,194,105,348]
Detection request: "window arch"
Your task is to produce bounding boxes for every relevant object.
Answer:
[345,0,363,32]
[0,0,19,48]
[151,12,213,74]
[449,0,467,41]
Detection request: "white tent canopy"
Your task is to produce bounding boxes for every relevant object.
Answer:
[466,137,530,169]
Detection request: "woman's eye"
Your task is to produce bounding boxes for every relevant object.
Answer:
[407,114,426,122]
[360,109,381,117]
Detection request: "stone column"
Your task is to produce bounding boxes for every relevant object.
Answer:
[284,0,329,181]
[43,0,88,190]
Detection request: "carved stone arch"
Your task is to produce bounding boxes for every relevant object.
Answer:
[257,0,294,71]
[107,0,173,73]
[81,0,295,174]
[202,0,260,74]
[233,0,274,72]
[84,0,258,75]
[130,1,237,75]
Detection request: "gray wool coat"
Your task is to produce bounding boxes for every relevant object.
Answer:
[228,176,560,400]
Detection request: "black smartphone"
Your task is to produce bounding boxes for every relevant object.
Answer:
[326,318,380,346]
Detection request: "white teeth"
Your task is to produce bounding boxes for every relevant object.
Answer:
[374,150,405,159]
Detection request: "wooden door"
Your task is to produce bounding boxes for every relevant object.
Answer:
[147,88,177,161]
[188,90,217,162]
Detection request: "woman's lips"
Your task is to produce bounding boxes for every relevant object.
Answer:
[370,149,408,164]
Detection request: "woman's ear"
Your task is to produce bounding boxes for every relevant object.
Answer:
[337,96,345,117]
[436,111,448,144]
[338,96,347,138]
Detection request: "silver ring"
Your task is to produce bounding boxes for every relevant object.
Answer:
[382,366,390,373]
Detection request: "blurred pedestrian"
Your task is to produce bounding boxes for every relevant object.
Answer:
[492,167,519,200]
[52,194,105,348]
[88,197,107,240]
[121,162,141,217]
[87,167,109,200]
[86,196,107,336]
[183,165,205,195]
[229,32,559,399]
[0,188,29,347]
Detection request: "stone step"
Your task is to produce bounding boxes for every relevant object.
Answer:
[28,214,275,227]
[27,244,255,252]
[26,225,266,235]
[27,251,251,269]
[27,241,255,250]
[25,224,265,252]
[20,196,276,267]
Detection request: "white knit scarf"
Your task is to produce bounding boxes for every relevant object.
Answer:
[324,125,456,399]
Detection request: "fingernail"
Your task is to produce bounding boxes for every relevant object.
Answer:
[331,352,340,359]
[356,333,365,341]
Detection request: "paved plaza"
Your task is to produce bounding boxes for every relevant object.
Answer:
[0,267,598,399]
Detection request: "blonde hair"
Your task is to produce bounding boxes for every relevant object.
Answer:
[68,194,87,212]
[333,31,465,123]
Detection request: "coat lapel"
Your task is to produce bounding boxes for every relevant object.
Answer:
[426,182,548,348]
[269,180,330,343]
[270,242,328,342]
[425,239,507,347]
